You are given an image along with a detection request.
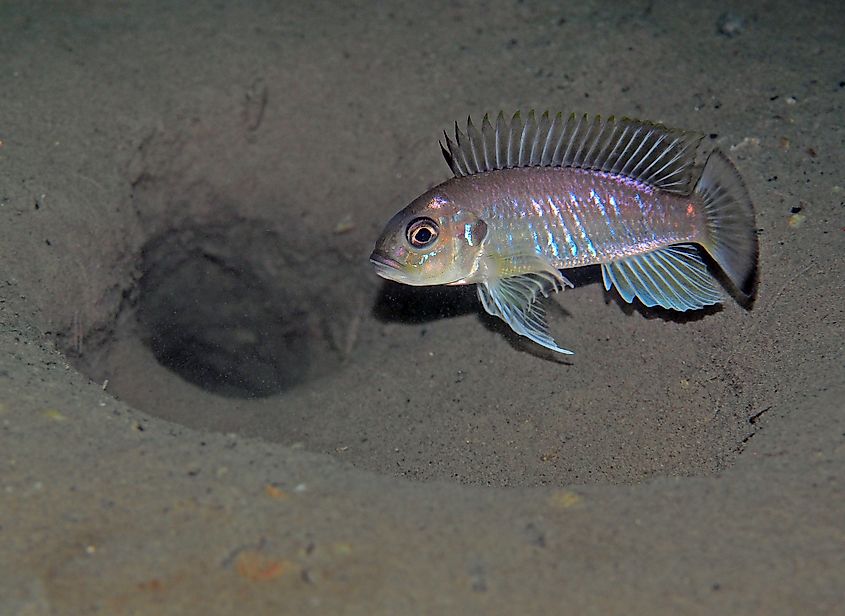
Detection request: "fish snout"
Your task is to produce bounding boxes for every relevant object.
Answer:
[369,251,407,282]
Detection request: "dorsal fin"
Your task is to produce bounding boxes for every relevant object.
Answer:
[440,111,705,194]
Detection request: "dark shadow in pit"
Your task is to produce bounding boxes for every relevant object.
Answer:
[138,230,312,398]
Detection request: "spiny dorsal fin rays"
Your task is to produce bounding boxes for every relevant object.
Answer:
[508,111,522,168]
[465,116,483,174]
[440,132,464,176]
[479,113,494,170]
[470,115,491,172]
[582,115,608,168]
[529,111,547,165]
[596,121,625,172]
[494,111,507,169]
[519,111,536,166]
[540,112,561,165]
[454,122,475,175]
[441,111,705,195]
[440,140,456,175]
[562,113,585,168]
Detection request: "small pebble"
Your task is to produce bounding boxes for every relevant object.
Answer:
[729,137,760,152]
[716,12,746,37]
[333,214,355,234]
[788,213,806,228]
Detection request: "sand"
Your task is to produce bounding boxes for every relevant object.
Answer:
[0,0,842,613]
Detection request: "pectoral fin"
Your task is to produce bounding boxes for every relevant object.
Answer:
[477,266,574,355]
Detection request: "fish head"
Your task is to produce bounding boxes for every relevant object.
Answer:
[370,192,488,286]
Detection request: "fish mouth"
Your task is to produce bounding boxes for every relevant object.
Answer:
[369,252,402,270]
[369,251,407,282]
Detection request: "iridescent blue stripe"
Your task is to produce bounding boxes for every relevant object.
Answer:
[546,227,560,258]
[634,192,650,215]
[550,195,577,257]
[525,199,545,255]
[591,188,616,242]
[590,189,608,219]
[569,191,597,258]
[531,225,543,254]
[609,194,621,218]
[544,196,563,258]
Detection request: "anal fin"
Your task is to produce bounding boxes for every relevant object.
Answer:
[477,265,574,355]
[601,245,723,311]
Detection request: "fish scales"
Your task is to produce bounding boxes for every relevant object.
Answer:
[439,167,705,270]
[371,111,757,355]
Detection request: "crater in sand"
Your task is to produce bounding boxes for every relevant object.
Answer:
[137,225,313,398]
[67,119,759,488]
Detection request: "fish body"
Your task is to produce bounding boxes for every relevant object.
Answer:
[371,111,757,354]
[424,167,706,271]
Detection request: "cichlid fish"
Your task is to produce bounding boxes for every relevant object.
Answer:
[370,111,757,354]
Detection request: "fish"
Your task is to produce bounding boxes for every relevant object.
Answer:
[370,111,758,354]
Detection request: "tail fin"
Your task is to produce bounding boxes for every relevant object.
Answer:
[695,150,758,301]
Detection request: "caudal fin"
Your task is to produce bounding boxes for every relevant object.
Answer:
[695,150,758,301]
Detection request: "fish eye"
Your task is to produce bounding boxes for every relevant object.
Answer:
[405,217,439,248]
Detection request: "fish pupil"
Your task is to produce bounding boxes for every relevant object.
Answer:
[406,218,438,248]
